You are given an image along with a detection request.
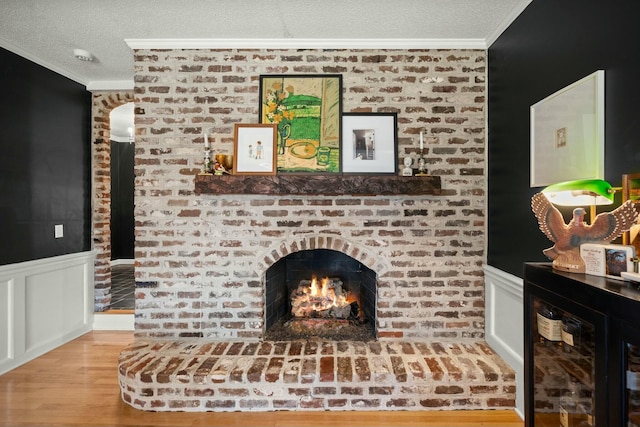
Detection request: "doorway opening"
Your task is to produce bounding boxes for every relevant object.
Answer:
[108,102,135,311]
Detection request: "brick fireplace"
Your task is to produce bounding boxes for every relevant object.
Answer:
[132,48,488,341]
[117,48,515,412]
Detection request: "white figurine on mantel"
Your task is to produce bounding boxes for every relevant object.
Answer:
[402,157,413,176]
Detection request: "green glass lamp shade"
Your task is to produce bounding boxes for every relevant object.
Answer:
[542,179,614,206]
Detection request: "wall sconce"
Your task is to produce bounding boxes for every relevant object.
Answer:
[532,179,638,273]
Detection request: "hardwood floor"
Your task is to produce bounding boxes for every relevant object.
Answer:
[0,331,523,427]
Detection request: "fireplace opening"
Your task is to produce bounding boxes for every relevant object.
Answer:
[264,249,377,341]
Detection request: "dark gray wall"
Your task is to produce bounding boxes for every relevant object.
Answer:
[110,140,135,260]
[487,0,640,277]
[0,47,91,265]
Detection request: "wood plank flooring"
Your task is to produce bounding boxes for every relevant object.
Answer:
[0,331,524,427]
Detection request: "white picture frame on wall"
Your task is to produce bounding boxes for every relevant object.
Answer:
[530,70,605,187]
[341,112,398,175]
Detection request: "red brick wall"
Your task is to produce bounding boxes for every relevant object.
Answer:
[132,48,486,340]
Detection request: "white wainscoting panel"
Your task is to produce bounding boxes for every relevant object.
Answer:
[0,251,95,375]
[484,264,524,419]
[0,277,13,367]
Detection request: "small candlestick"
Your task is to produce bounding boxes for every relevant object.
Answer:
[418,156,426,175]
[203,149,212,174]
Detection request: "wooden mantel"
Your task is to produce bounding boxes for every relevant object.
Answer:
[194,174,442,196]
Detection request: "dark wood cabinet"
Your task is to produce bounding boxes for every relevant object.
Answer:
[524,263,640,427]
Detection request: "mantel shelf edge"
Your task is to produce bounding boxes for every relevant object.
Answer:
[194,174,442,196]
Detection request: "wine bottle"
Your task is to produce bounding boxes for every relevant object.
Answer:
[560,376,585,427]
[537,303,562,347]
[562,314,582,354]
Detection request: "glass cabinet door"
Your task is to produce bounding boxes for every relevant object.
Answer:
[526,283,606,427]
[625,343,640,427]
[531,296,596,427]
[613,319,640,427]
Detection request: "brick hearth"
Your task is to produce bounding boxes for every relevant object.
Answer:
[118,338,515,412]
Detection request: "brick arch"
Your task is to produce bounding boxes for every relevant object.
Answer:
[257,234,390,277]
[91,91,135,312]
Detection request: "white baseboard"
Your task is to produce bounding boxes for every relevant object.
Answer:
[110,259,135,266]
[483,264,524,420]
[93,313,135,331]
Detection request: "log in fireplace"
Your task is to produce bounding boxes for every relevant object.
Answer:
[264,249,376,340]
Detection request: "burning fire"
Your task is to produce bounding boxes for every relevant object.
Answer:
[291,276,355,319]
[308,276,347,305]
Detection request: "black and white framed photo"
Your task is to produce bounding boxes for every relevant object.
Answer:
[341,112,398,174]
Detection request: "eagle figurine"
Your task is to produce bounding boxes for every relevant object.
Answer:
[531,192,639,272]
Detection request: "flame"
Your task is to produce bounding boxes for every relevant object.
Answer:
[291,275,354,318]
[309,276,330,298]
[308,276,347,309]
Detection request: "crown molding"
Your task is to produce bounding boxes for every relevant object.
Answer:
[86,80,134,91]
[485,0,533,47]
[0,39,88,86]
[125,38,488,50]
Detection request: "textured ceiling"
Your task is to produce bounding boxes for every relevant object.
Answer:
[0,0,531,89]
